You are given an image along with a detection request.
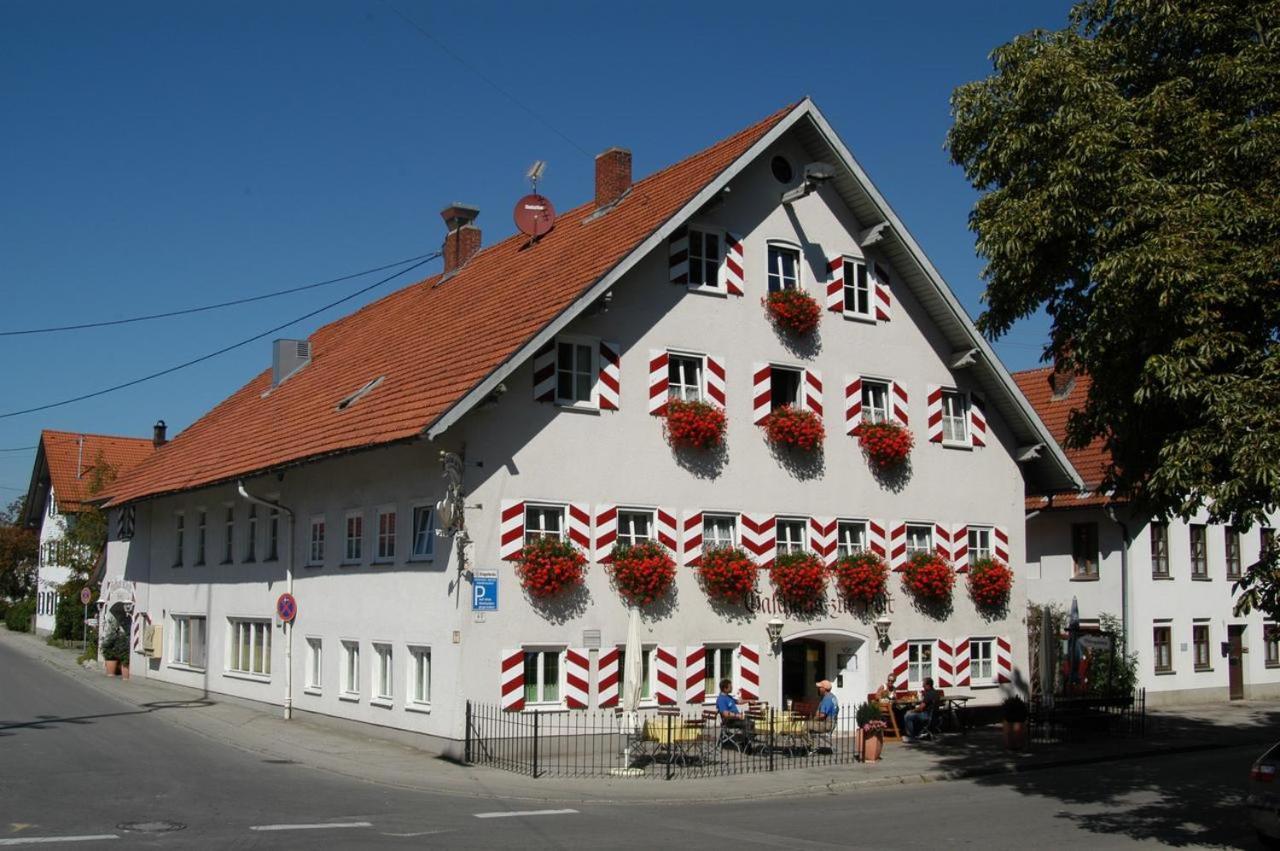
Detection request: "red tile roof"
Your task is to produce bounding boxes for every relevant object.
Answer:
[106,102,799,506]
[1012,367,1115,509]
[40,430,155,513]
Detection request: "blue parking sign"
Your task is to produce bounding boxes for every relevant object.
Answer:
[473,574,498,611]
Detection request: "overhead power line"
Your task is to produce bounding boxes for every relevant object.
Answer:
[0,251,438,337]
[0,446,36,452]
[0,253,440,420]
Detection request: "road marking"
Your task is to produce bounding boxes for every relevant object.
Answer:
[248,822,372,832]
[0,837,118,847]
[473,809,579,819]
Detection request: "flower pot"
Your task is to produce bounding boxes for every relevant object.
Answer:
[1003,720,1027,751]
[863,732,883,762]
[104,660,120,676]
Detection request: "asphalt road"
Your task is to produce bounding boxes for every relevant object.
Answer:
[0,638,1265,849]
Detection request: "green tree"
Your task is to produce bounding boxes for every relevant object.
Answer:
[0,497,38,602]
[948,1,1280,615]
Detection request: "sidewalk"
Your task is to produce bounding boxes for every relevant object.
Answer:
[7,626,1277,804]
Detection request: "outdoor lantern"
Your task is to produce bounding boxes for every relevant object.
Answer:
[766,618,785,646]
[874,616,892,648]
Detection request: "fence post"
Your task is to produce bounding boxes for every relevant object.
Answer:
[465,700,472,764]
[665,713,673,781]
[532,709,541,779]
[768,712,775,772]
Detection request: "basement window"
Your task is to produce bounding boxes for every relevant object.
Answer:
[336,376,384,411]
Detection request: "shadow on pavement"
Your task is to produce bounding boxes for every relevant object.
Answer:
[0,699,215,735]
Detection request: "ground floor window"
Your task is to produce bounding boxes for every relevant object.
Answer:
[523,649,562,705]
[908,641,933,687]
[617,646,654,702]
[703,645,735,697]
[228,619,270,676]
[342,640,360,696]
[306,638,322,690]
[969,638,993,684]
[374,643,393,701]
[172,615,207,669]
[1265,624,1279,668]
[1193,624,1210,671]
[409,646,431,705]
[1153,625,1172,673]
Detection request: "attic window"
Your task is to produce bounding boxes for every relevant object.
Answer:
[336,376,384,411]
[771,155,794,184]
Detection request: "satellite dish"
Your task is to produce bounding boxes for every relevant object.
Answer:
[514,194,556,238]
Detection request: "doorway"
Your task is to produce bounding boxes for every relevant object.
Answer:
[780,632,868,716]
[1228,625,1245,700]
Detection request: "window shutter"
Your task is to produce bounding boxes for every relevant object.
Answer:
[891,381,910,427]
[565,648,590,709]
[809,517,837,566]
[723,232,745,295]
[803,369,823,416]
[499,500,525,560]
[594,504,617,563]
[873,263,892,321]
[888,522,907,572]
[891,641,909,692]
[648,350,669,416]
[741,513,776,569]
[737,644,761,701]
[705,354,727,409]
[501,648,525,711]
[681,510,703,567]
[656,507,679,552]
[567,503,592,554]
[935,639,954,688]
[825,256,844,312]
[669,226,689,285]
[953,637,972,686]
[684,646,707,704]
[532,341,556,402]
[996,636,1013,684]
[845,375,863,436]
[868,519,887,560]
[993,526,1010,564]
[970,393,988,447]
[952,524,970,572]
[751,363,772,424]
[934,522,953,563]
[654,646,679,705]
[926,385,944,443]
[597,647,620,708]
[598,341,620,411]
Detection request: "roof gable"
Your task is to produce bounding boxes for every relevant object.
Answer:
[25,430,154,523]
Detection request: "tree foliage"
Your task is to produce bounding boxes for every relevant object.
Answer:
[0,497,37,602]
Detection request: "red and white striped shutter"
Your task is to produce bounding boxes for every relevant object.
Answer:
[594,504,617,563]
[825,256,844,312]
[655,507,679,552]
[705,355,727,409]
[681,510,703,567]
[532,342,556,402]
[499,500,525,560]
[565,648,590,709]
[684,646,706,704]
[995,636,1013,684]
[970,393,987,447]
[888,522,907,571]
[809,516,837,566]
[868,519,887,560]
[926,385,944,443]
[891,641,909,691]
[953,637,971,686]
[952,524,970,572]
[891,381,910,427]
[873,263,892,322]
[567,503,592,554]
[501,648,525,711]
[935,639,954,688]
[803,369,823,416]
[597,647,620,708]
[934,522,953,562]
[738,644,760,701]
[845,375,863,436]
[741,513,776,569]
[669,225,689,285]
[654,646,679,705]
[993,526,1010,564]
[751,363,772,424]
[722,232,745,296]
[648,350,669,416]
[597,341,620,411]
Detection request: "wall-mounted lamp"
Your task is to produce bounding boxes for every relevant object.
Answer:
[766,618,785,647]
[874,616,893,649]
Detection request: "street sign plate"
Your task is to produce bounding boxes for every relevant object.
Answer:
[473,574,498,612]
[275,592,297,624]
[80,587,92,605]
[84,617,98,627]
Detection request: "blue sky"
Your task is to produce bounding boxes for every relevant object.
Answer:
[0,0,1070,499]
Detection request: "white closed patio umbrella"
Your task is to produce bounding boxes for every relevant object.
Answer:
[612,605,645,775]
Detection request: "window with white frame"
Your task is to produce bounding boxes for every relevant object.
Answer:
[776,518,807,556]
[172,615,206,669]
[770,366,802,411]
[306,637,322,690]
[842,258,870,317]
[688,228,721,290]
[617,646,654,702]
[968,527,992,562]
[704,514,737,551]
[411,506,435,560]
[522,649,562,705]
[905,524,934,556]
[409,646,432,705]
[862,380,890,425]
[969,638,994,684]
[344,511,363,563]
[668,353,704,402]
[837,520,868,557]
[376,508,397,562]
[308,516,325,565]
[523,505,564,544]
[173,513,185,567]
[195,510,207,566]
[266,507,280,562]
[616,509,653,548]
[228,619,271,677]
[941,391,969,444]
[245,506,257,563]
[766,243,800,292]
[907,641,934,687]
[222,505,235,564]
[342,640,360,695]
[703,645,735,697]
[373,643,393,701]
[555,337,596,405]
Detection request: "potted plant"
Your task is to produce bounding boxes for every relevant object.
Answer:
[901,552,955,604]
[1002,694,1029,751]
[859,421,914,470]
[768,552,828,611]
[761,406,825,452]
[514,537,588,599]
[663,399,727,450]
[762,289,821,335]
[856,702,887,762]
[102,626,129,676]
[608,541,677,607]
[832,551,888,607]
[968,557,1014,611]
[696,546,759,606]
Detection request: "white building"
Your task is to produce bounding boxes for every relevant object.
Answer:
[1017,367,1280,706]
[102,100,1082,754]
[22,429,155,635]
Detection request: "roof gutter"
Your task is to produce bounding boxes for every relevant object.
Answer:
[237,480,295,722]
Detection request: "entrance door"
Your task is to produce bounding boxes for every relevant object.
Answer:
[1228,625,1245,700]
[828,639,867,717]
[781,639,826,710]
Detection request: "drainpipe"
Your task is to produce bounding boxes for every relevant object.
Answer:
[1106,505,1131,650]
[238,480,295,720]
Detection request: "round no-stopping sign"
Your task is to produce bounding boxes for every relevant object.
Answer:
[275,593,297,624]
[80,587,92,605]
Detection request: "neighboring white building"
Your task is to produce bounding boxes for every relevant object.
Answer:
[102,100,1082,755]
[22,429,156,635]
[1017,367,1280,706]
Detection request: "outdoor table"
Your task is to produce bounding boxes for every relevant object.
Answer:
[940,695,973,734]
[753,710,812,753]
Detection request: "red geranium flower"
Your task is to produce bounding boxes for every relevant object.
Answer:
[769,552,828,610]
[967,557,1013,610]
[514,537,588,599]
[859,421,913,469]
[901,552,954,603]
[663,399,727,450]
[763,290,822,335]
[696,547,759,606]
[832,551,888,606]
[761,406,825,452]
[608,541,677,607]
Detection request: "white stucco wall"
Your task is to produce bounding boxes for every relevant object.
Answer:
[34,487,71,636]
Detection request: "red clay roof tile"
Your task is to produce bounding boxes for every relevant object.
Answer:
[40,430,154,513]
[1012,366,1114,509]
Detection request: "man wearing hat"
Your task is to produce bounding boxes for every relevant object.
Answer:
[810,679,838,733]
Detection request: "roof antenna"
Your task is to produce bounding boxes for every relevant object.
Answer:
[526,160,546,194]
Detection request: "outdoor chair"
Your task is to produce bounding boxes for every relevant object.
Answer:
[807,719,836,755]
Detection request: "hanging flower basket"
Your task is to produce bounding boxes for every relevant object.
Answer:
[762,290,821,335]
[761,406,825,452]
[968,557,1013,610]
[832,551,889,607]
[608,541,677,607]
[901,552,955,603]
[664,399,727,450]
[859,421,913,470]
[770,552,828,610]
[514,537,588,599]
[697,547,759,606]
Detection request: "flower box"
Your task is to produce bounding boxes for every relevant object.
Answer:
[769,552,828,610]
[901,552,955,603]
[608,541,677,607]
[832,551,888,606]
[761,406,825,452]
[762,290,821,335]
[859,421,913,470]
[514,537,588,599]
[967,557,1013,610]
[664,399,727,450]
[696,547,759,606]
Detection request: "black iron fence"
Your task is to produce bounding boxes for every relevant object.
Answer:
[1029,688,1146,744]
[465,701,865,780]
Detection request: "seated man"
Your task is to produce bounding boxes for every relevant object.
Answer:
[809,679,838,732]
[903,677,940,741]
[715,678,748,729]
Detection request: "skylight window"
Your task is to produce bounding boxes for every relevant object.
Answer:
[336,376,384,411]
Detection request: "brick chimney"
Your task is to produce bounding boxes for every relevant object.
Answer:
[595,147,632,209]
[441,203,481,274]
[153,419,168,448]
